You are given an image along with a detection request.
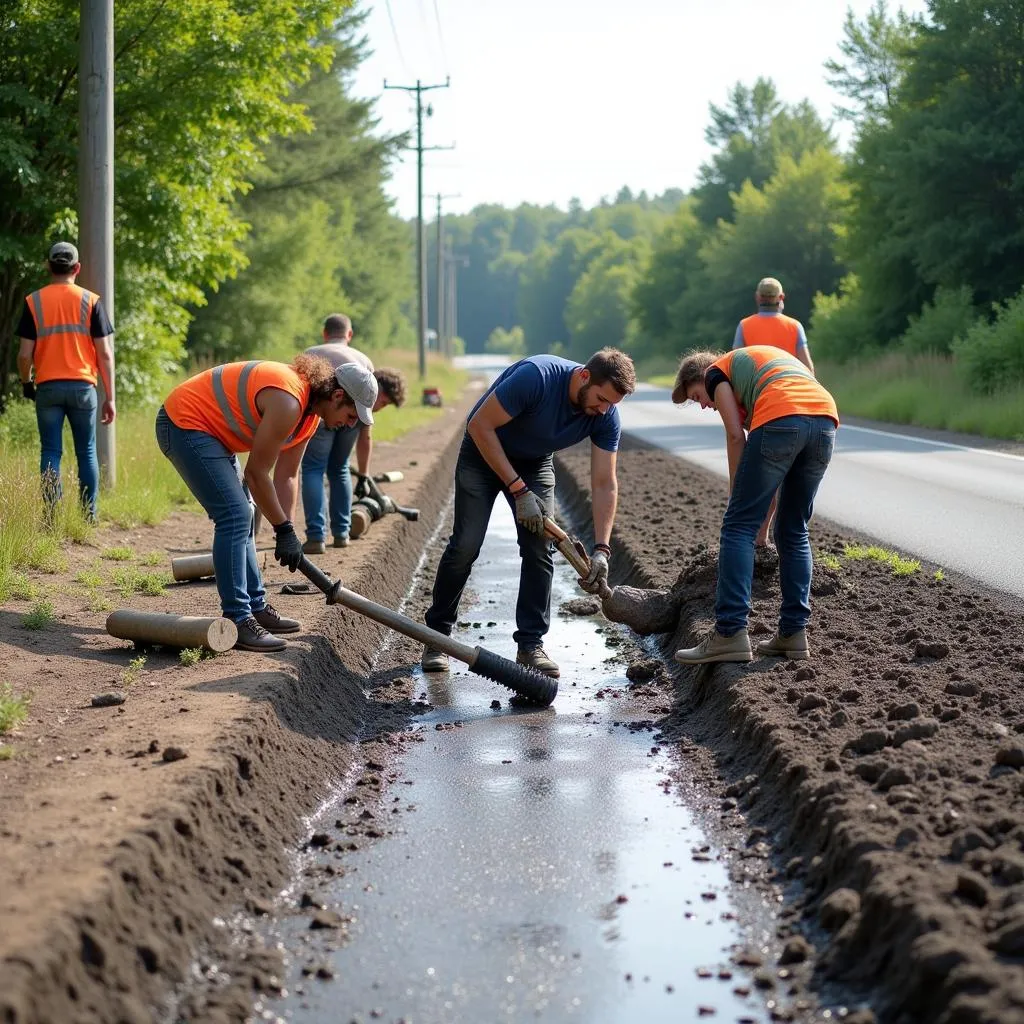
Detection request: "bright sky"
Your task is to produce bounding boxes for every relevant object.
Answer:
[351,0,929,219]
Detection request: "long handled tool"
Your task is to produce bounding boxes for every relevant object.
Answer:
[543,517,592,578]
[294,556,558,706]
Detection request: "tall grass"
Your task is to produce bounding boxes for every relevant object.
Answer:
[817,352,1024,441]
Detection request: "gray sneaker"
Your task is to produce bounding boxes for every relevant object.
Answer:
[302,538,326,555]
[332,534,350,548]
[235,616,287,653]
[674,628,752,665]
[517,646,560,679]
[421,645,450,673]
[756,628,810,660]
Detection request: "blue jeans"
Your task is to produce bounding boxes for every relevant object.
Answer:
[35,380,99,517]
[425,437,556,649]
[301,422,360,541]
[716,415,836,637]
[155,407,266,623]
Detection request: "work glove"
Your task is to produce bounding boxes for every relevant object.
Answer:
[579,549,610,596]
[353,473,369,500]
[513,488,546,536]
[22,382,35,401]
[273,520,304,572]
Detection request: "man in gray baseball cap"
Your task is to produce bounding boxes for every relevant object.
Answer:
[299,315,407,554]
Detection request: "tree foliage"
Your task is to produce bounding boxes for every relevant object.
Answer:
[0,0,358,401]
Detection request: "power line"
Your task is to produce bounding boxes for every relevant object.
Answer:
[431,0,449,74]
[382,0,410,76]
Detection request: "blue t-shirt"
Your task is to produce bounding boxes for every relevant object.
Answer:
[468,355,621,460]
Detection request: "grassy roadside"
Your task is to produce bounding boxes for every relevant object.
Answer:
[0,349,467,601]
[645,351,1024,441]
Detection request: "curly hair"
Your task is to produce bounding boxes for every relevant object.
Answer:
[293,353,342,404]
[374,367,407,408]
[671,350,720,404]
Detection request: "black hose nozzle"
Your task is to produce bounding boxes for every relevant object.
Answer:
[471,647,558,706]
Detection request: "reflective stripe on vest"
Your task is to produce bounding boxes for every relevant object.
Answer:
[211,360,261,448]
[30,288,91,338]
[749,356,815,409]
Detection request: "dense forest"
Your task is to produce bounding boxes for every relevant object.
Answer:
[433,0,1024,397]
[3,0,1023,408]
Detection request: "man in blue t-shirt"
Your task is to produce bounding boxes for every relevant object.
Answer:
[422,347,637,680]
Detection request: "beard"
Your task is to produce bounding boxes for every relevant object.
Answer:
[573,382,597,415]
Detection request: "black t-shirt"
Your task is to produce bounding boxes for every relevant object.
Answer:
[16,296,114,340]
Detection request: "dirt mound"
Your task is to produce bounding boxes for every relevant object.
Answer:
[556,436,1024,1024]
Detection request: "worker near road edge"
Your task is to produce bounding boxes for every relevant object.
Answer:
[670,345,838,664]
[301,313,407,554]
[155,355,378,653]
[734,277,815,552]
[16,241,116,522]
[421,348,637,679]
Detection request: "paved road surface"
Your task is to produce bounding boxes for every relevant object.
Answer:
[620,385,1024,600]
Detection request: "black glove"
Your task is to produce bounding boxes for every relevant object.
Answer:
[22,381,35,401]
[273,520,303,571]
[353,474,369,500]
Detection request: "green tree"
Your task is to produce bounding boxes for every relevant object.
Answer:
[187,15,413,361]
[0,0,348,401]
[484,325,526,357]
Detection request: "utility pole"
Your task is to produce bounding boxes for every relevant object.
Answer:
[435,192,460,358]
[383,78,451,379]
[79,0,115,485]
[445,245,468,354]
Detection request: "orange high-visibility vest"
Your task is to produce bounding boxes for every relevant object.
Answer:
[164,361,320,454]
[738,313,803,357]
[27,283,101,385]
[709,346,838,433]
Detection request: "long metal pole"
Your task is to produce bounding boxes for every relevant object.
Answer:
[435,193,444,358]
[79,0,116,486]
[415,83,426,379]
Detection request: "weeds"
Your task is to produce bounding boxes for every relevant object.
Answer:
[121,655,146,687]
[817,552,842,571]
[3,571,37,601]
[21,600,55,630]
[112,567,171,598]
[139,552,164,567]
[0,684,30,733]
[102,546,134,561]
[0,745,14,760]
[934,568,946,581]
[843,543,921,576]
[75,566,105,589]
[87,593,113,612]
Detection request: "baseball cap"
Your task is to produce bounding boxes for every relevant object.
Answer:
[48,242,79,269]
[756,277,784,303]
[334,362,378,426]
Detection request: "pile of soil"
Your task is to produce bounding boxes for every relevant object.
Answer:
[0,403,472,1024]
[556,437,1024,1024]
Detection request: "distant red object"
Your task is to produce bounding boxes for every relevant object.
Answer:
[422,387,443,408]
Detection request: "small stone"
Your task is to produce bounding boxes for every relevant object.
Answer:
[161,746,188,763]
[489,700,501,710]
[308,832,331,848]
[845,729,889,755]
[316,965,335,980]
[779,936,812,965]
[91,692,126,707]
[876,766,914,791]
[888,702,920,721]
[797,693,827,713]
[915,640,949,659]
[820,888,860,931]
[955,870,990,907]
[310,910,343,930]
[996,745,1024,769]
[945,680,978,697]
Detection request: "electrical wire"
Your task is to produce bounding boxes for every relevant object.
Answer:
[431,0,449,73]
[383,0,411,76]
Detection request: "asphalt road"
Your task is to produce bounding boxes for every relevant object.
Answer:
[619,385,1024,600]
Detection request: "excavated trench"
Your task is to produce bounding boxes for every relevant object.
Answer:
[244,501,787,1024]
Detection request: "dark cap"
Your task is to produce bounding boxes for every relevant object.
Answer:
[48,242,79,270]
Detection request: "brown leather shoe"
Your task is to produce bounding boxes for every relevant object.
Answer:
[302,538,326,555]
[234,616,287,653]
[517,646,560,678]
[252,603,301,635]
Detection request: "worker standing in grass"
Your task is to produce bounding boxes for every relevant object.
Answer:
[16,242,116,522]
[421,348,636,680]
[735,277,815,552]
[300,313,407,554]
[671,345,838,664]
[156,354,378,652]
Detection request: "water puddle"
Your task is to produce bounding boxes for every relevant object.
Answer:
[262,505,772,1023]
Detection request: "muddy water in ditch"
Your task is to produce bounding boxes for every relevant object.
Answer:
[266,507,773,1024]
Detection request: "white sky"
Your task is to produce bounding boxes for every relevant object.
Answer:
[351,0,929,219]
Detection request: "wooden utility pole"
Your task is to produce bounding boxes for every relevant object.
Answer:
[383,78,451,379]
[79,0,116,485]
